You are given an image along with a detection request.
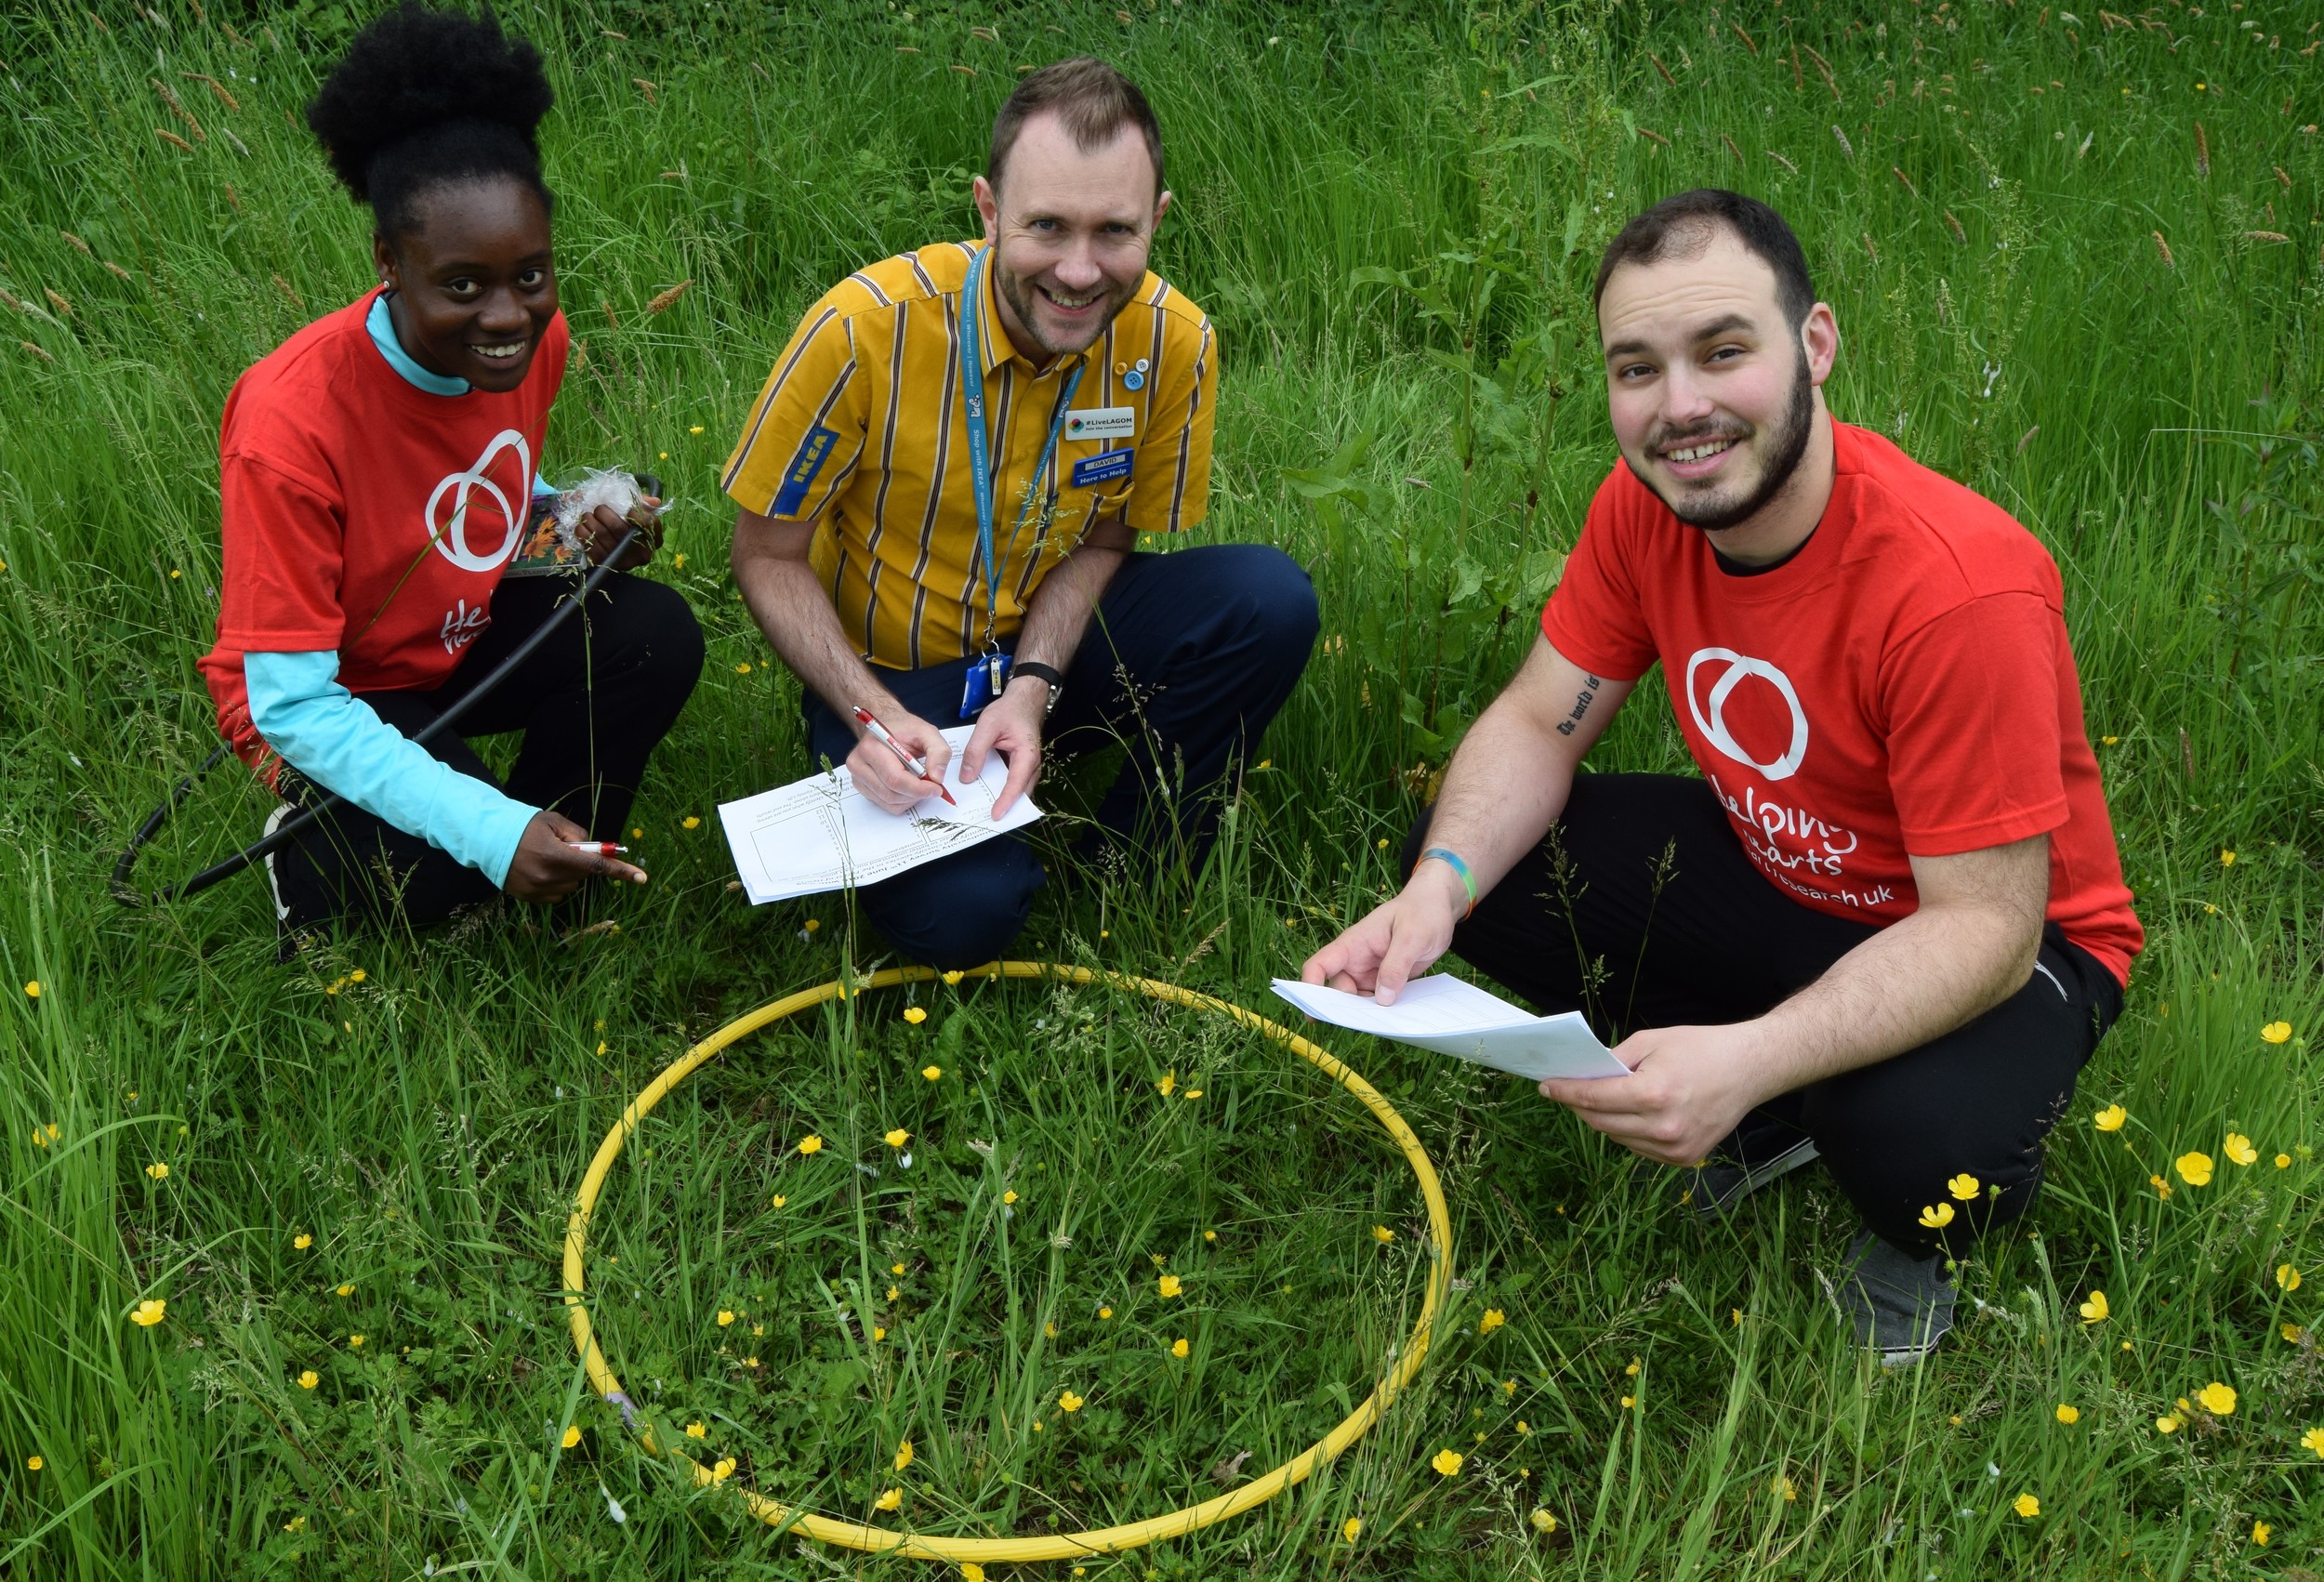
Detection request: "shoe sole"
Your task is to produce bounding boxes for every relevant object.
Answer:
[1690,1135,1821,1217]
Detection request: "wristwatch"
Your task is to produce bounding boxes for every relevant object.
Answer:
[1011,660,1065,718]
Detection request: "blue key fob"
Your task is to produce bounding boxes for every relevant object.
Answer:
[959,651,1011,718]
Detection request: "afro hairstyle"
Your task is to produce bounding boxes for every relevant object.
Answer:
[306,3,555,239]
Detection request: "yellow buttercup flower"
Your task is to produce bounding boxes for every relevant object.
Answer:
[1003,1191,1018,1206]
[1170,1338,1189,1358]
[2263,1022,2293,1045]
[771,1194,786,1208]
[2284,1324,2305,1344]
[23,981,39,998]
[2150,1174,2173,1199]
[283,1516,307,1533]
[1372,1225,1395,1243]
[872,1326,887,1341]
[2254,1521,2271,1546]
[903,1007,928,1025]
[2014,1493,2040,1519]
[685,1421,706,1439]
[2079,1289,2109,1324]
[335,1284,354,1298]
[2278,1264,2303,1292]
[2302,1427,2324,1457]
[1158,1274,1182,1298]
[1625,1357,1641,1377]
[561,1425,581,1448]
[893,1438,914,1471]
[293,1233,312,1250]
[888,1285,900,1301]
[797,1135,824,1155]
[2156,1412,2182,1433]
[130,1299,165,1326]
[2278,1154,2293,1169]
[1204,1230,1218,1243]
[1529,1508,1559,1533]
[2055,1404,2080,1425]
[346,1334,364,1349]
[297,1369,318,1389]
[892,1263,906,1275]
[1479,1308,1507,1335]
[1948,1173,1980,1201]
[2198,1381,2237,1416]
[681,816,701,829]
[718,1310,736,1326]
[884,1128,910,1148]
[922,1065,943,1082]
[1341,1517,1361,1542]
[2225,1133,2258,1167]
[1098,1306,1113,1320]
[1058,1390,1084,1412]
[2176,1152,2213,1187]
[2093,1103,2127,1132]
[1918,1203,1955,1230]
[1155,1071,1177,1097]
[1775,1474,1798,1501]
[144,1162,168,1180]
[875,1487,902,1511]
[961,1566,986,1582]
[2221,849,2237,866]
[1431,1449,1464,1476]
[26,1456,41,1471]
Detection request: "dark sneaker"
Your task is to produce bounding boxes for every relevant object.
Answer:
[1838,1227,1955,1366]
[1684,1113,1820,1217]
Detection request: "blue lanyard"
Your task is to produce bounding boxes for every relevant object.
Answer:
[959,244,1083,650]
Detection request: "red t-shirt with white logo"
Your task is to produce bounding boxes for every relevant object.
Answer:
[199,288,569,779]
[1541,420,2141,986]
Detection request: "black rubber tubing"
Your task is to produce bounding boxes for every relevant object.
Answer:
[112,515,647,908]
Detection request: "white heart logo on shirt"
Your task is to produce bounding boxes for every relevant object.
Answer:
[424,428,532,573]
[1684,646,1810,782]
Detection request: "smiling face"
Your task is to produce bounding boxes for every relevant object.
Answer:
[372,176,556,393]
[971,112,1169,361]
[1598,228,1838,536]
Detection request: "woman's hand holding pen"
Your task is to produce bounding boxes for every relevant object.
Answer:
[504,810,647,903]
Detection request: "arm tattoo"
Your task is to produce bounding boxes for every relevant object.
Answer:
[1553,674,1604,737]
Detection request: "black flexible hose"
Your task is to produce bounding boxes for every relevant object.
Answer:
[112,513,649,908]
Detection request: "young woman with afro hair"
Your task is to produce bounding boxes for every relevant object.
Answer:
[197,3,703,932]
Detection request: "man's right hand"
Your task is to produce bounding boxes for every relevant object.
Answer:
[847,707,954,815]
[504,810,648,903]
[1299,860,1471,1004]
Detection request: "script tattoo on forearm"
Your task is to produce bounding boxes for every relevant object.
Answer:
[1553,674,1604,737]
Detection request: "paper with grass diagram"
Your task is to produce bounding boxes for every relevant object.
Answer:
[1270,974,1631,1082]
[719,725,1040,903]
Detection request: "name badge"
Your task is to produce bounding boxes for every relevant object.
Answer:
[1063,406,1136,442]
[1071,449,1134,488]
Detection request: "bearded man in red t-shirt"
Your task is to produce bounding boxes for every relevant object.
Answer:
[1302,190,2141,1365]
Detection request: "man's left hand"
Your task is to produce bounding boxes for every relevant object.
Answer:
[960,675,1047,816]
[579,499,662,570]
[1539,1022,1771,1167]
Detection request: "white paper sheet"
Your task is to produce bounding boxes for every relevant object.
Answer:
[1270,975,1632,1083]
[718,725,1041,903]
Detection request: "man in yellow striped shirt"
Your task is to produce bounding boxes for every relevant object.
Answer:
[725,59,1317,968]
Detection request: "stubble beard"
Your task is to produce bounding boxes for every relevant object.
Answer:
[1639,347,1816,534]
[994,259,1129,361]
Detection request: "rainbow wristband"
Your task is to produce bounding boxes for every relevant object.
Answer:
[1419,847,1477,918]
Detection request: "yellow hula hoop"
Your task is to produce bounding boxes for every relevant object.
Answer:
[561,960,1455,1565]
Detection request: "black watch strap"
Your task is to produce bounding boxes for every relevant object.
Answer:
[1011,661,1065,715]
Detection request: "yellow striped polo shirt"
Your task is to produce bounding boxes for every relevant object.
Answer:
[722,239,1217,670]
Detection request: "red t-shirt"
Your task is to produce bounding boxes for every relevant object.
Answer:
[1541,420,2141,986]
[198,288,570,777]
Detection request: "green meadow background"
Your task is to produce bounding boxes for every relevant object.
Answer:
[2,0,2320,1575]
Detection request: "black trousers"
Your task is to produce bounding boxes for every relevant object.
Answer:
[1406,774,2123,1255]
[270,573,705,930]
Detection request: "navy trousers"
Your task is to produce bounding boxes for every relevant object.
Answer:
[803,544,1319,968]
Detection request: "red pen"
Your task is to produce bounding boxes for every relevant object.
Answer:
[567,842,629,856]
[851,705,958,806]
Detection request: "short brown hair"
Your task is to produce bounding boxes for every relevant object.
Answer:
[987,57,1164,202]
[1593,189,1816,330]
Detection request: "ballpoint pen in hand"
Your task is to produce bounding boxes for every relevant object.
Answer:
[851,705,958,806]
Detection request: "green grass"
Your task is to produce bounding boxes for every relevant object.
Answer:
[1,0,2321,1575]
